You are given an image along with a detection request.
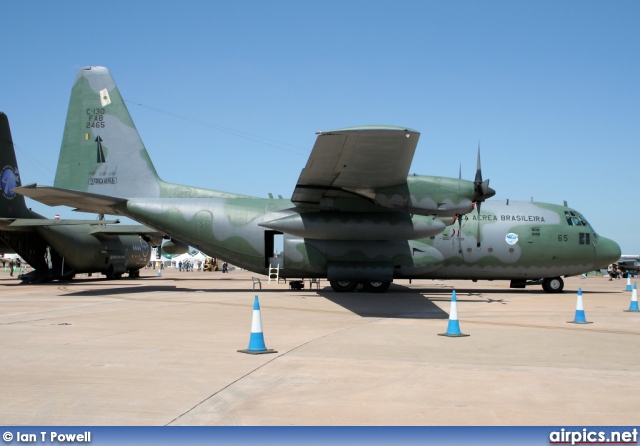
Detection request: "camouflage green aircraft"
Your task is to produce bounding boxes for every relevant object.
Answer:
[16,66,620,292]
[0,111,166,283]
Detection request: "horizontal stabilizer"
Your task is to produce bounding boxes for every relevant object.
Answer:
[14,184,127,215]
[6,218,121,227]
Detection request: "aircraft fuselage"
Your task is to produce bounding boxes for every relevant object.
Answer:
[119,196,619,287]
[36,225,151,276]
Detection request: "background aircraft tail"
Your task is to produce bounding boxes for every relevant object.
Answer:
[54,66,163,199]
[0,112,40,219]
[0,112,67,278]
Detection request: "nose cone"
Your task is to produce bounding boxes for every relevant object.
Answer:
[594,236,621,269]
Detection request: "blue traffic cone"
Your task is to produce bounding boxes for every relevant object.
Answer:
[625,282,639,312]
[568,288,592,324]
[625,276,632,291]
[238,295,277,354]
[438,290,469,337]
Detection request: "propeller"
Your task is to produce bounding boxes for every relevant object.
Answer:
[456,164,463,253]
[473,144,495,201]
[456,215,463,254]
[473,144,495,247]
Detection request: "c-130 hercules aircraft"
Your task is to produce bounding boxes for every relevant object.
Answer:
[16,66,621,293]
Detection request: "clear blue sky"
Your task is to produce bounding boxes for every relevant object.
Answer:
[2,1,639,253]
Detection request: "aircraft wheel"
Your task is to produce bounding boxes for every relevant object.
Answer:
[361,281,391,293]
[105,267,122,280]
[542,277,564,293]
[330,280,358,293]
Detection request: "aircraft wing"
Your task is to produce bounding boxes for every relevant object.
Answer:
[4,218,121,227]
[13,184,127,215]
[88,224,162,236]
[88,224,165,246]
[0,217,163,244]
[292,126,420,206]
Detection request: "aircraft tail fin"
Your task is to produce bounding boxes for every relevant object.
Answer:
[54,66,163,198]
[0,112,40,218]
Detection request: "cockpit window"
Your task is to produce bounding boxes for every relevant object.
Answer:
[564,211,572,225]
[565,210,588,227]
[577,213,589,226]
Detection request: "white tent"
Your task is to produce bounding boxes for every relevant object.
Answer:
[170,251,207,266]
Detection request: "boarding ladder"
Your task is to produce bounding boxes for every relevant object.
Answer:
[268,261,286,284]
[268,264,280,284]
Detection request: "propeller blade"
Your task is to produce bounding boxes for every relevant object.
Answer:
[476,202,482,247]
[474,143,482,184]
[456,214,463,254]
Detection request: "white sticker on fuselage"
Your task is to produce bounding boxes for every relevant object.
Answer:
[505,233,519,245]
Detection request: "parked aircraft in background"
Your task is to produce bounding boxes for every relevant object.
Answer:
[15,66,621,292]
[617,255,640,275]
[0,111,170,283]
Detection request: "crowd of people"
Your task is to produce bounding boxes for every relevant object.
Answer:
[170,259,229,272]
[175,260,200,272]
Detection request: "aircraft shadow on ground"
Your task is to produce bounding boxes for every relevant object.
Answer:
[314,282,506,319]
[318,288,449,319]
[62,285,191,297]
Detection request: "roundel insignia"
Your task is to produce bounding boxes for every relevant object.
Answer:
[505,233,519,245]
[1,165,18,199]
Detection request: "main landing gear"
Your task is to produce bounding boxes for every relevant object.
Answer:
[329,280,391,293]
[510,277,565,293]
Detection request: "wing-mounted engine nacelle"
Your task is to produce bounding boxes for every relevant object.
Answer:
[141,234,164,248]
[161,239,189,255]
[359,175,495,217]
[260,211,446,240]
